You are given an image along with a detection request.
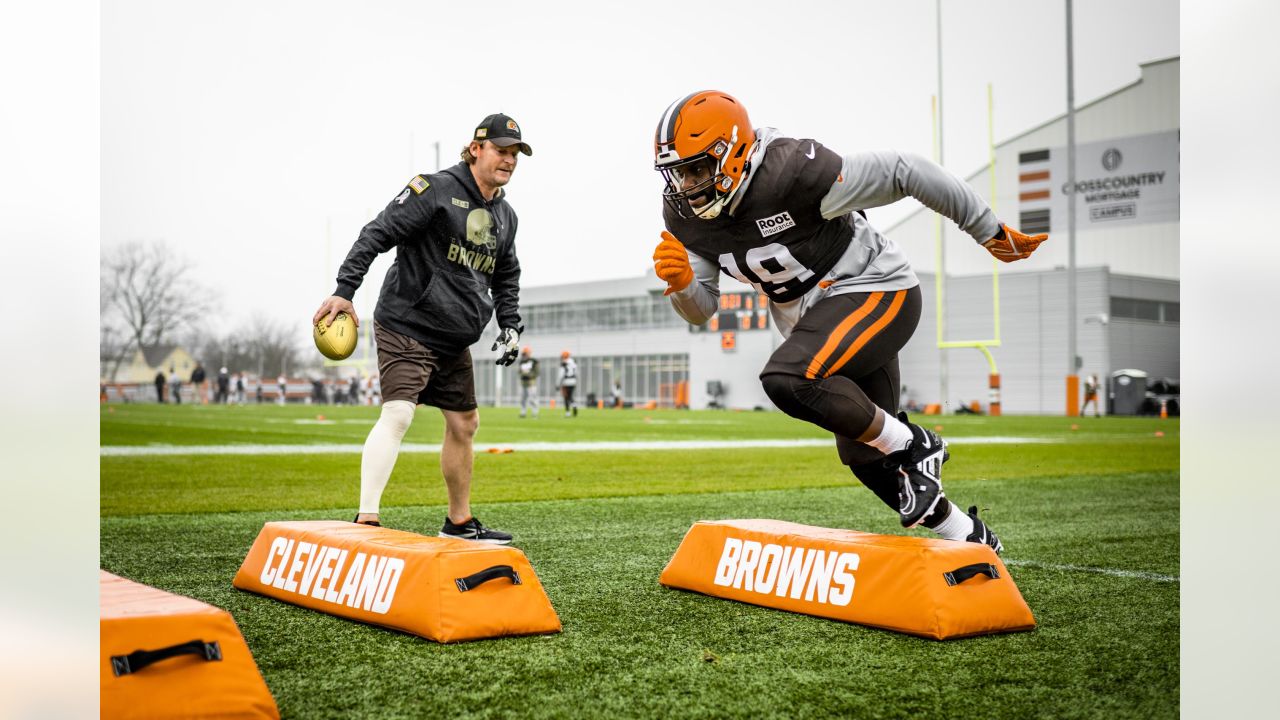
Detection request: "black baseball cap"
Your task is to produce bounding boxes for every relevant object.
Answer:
[473,113,533,156]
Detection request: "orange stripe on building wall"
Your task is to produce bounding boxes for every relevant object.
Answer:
[804,293,883,379]
[823,290,907,378]
[1019,190,1050,201]
[1019,171,1050,182]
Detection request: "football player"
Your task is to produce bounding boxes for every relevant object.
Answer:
[518,346,540,419]
[652,91,1048,552]
[557,350,579,418]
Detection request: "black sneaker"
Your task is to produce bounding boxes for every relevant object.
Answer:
[891,415,948,528]
[352,515,381,527]
[965,506,1004,554]
[439,516,512,545]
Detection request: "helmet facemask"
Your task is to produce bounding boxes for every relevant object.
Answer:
[660,138,741,219]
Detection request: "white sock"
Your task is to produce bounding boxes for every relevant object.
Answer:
[864,410,913,455]
[928,501,974,541]
[359,400,415,514]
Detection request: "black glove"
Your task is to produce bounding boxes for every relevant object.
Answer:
[492,327,520,366]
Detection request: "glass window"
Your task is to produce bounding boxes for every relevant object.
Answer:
[474,352,688,407]
[1111,296,1168,323]
[522,296,687,334]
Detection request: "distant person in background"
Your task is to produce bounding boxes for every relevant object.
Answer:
[168,368,182,404]
[277,374,287,405]
[235,372,246,404]
[370,374,381,405]
[518,347,539,419]
[1082,374,1101,418]
[190,362,207,403]
[557,350,578,418]
[154,370,165,403]
[255,381,264,404]
[216,367,230,404]
[611,380,624,409]
[347,376,360,405]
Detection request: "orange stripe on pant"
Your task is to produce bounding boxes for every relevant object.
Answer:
[822,290,908,378]
[804,293,883,379]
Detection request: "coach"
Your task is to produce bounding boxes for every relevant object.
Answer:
[313,113,532,544]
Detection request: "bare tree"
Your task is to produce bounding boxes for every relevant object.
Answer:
[189,327,256,376]
[101,241,210,380]
[246,316,303,378]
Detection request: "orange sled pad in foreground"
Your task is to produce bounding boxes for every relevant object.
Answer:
[233,520,561,643]
[659,520,1035,640]
[100,570,279,719]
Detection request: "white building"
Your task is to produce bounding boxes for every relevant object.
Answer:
[886,56,1179,414]
[462,57,1179,415]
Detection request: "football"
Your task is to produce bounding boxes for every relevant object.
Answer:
[313,312,357,360]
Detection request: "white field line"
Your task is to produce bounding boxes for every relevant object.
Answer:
[100,436,1054,457]
[1004,559,1179,583]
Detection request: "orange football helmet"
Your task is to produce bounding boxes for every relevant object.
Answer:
[654,90,754,219]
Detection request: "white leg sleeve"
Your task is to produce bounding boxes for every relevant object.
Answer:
[359,400,415,514]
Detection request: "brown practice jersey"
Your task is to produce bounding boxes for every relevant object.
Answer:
[663,137,850,304]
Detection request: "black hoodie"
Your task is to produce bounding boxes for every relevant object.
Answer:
[333,162,522,356]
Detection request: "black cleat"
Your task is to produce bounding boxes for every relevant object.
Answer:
[965,506,1004,554]
[891,415,949,528]
[352,515,381,527]
[439,516,512,545]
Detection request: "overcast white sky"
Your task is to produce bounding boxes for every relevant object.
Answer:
[102,0,1177,337]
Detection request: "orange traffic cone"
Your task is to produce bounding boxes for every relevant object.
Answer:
[1159,400,1168,419]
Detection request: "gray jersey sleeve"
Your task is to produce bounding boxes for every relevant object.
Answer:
[819,151,1000,243]
[667,251,721,325]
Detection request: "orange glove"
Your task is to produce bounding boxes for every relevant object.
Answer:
[653,230,695,296]
[982,224,1048,263]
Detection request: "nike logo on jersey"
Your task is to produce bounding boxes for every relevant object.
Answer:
[805,143,816,159]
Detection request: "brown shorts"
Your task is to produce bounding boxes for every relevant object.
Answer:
[374,322,477,411]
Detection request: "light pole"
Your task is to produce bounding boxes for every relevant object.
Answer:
[1065,0,1080,416]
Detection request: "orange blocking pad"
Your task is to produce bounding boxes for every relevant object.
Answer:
[101,571,279,719]
[659,520,1035,640]
[233,521,561,643]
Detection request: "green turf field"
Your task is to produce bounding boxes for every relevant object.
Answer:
[101,404,1179,719]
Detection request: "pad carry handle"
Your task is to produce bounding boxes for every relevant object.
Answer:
[111,639,222,676]
[943,562,1001,586]
[455,564,522,592]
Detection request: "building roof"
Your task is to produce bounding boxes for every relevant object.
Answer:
[521,273,666,304]
[883,56,1179,235]
[995,55,1178,150]
[140,343,179,367]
